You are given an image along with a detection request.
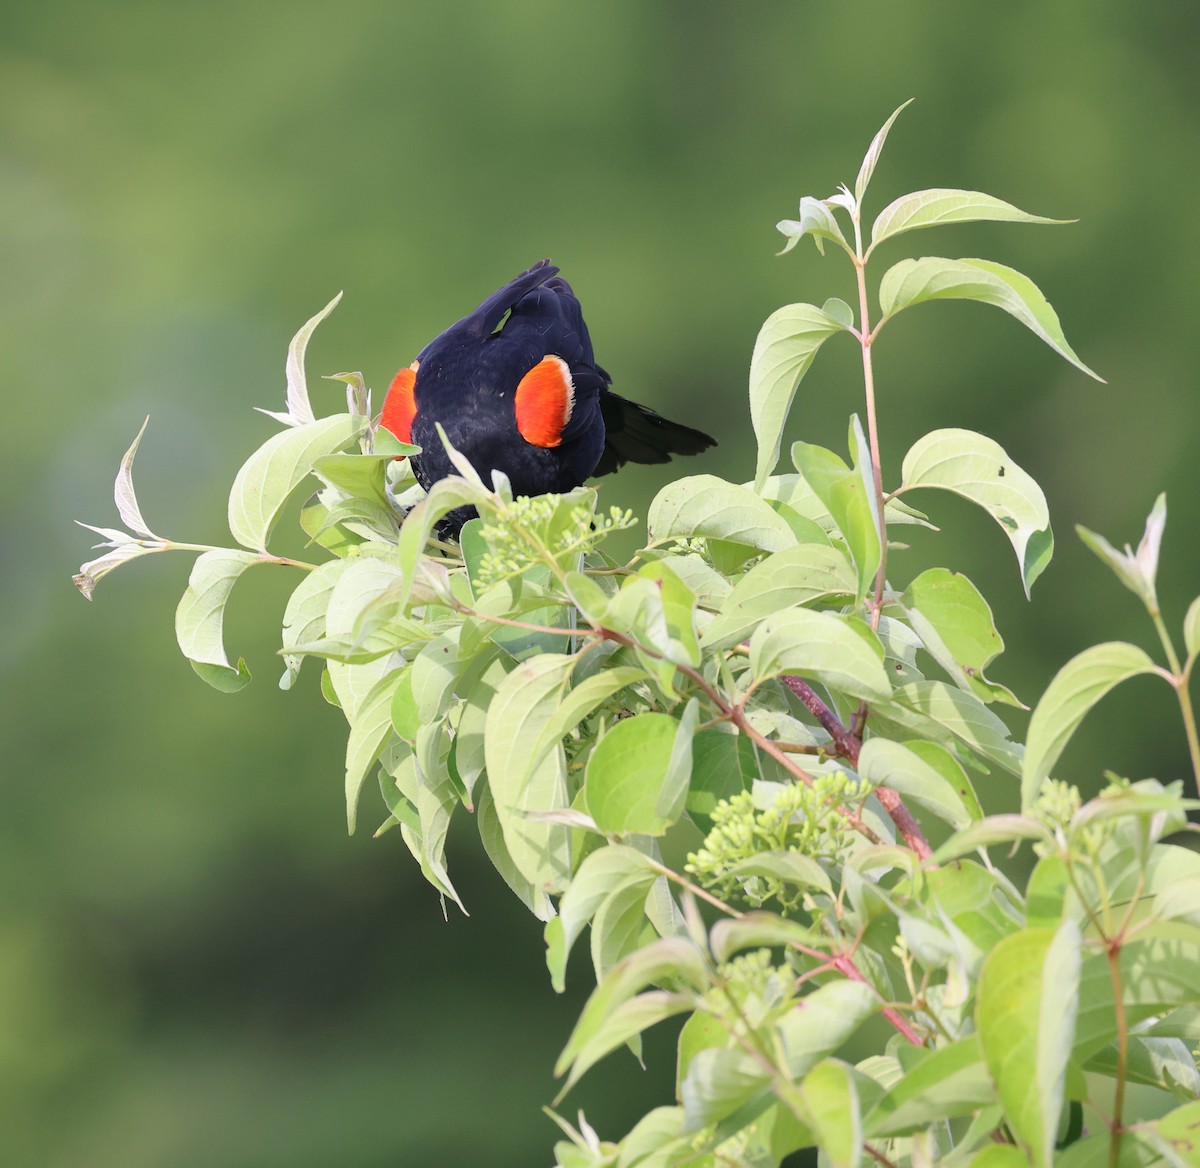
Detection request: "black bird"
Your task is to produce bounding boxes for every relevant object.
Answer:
[380,260,715,536]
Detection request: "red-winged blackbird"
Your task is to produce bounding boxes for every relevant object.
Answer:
[380,260,716,537]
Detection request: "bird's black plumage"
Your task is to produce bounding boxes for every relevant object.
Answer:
[381,260,716,536]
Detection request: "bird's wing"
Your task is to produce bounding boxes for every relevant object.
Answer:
[593,391,717,476]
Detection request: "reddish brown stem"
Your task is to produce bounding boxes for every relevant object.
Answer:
[832,954,924,1045]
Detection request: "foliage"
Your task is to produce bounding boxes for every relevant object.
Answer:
[75,105,1200,1167]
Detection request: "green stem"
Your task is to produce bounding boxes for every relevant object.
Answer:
[1149,607,1200,793]
[1106,942,1128,1168]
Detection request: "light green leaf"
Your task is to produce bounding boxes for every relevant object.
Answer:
[312,452,393,505]
[902,567,1021,707]
[776,196,852,257]
[777,979,878,1079]
[538,667,646,758]
[648,474,796,552]
[73,540,169,600]
[934,815,1051,863]
[878,680,1023,775]
[113,415,159,539]
[701,543,857,650]
[901,427,1052,597]
[263,291,342,427]
[557,937,709,1083]
[1184,596,1200,665]
[479,785,553,921]
[345,667,404,833]
[786,1060,861,1168]
[858,738,981,830]
[678,1047,770,1133]
[637,562,701,668]
[552,845,658,989]
[709,912,817,965]
[966,1148,1032,1168]
[228,414,368,551]
[484,653,576,892]
[870,188,1069,252]
[727,851,833,896]
[1144,1099,1200,1167]
[975,920,1081,1168]
[590,877,655,982]
[175,549,262,689]
[749,303,847,487]
[279,558,352,689]
[1077,495,1167,609]
[855,99,912,202]
[864,1039,994,1137]
[750,607,891,702]
[879,256,1102,381]
[1022,642,1164,810]
[686,730,758,834]
[586,706,697,837]
[791,442,881,603]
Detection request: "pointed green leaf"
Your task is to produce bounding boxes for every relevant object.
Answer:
[902,567,1021,707]
[934,815,1051,863]
[279,558,352,688]
[479,785,553,921]
[864,1039,994,1137]
[74,541,169,600]
[879,256,1102,381]
[709,913,818,965]
[750,607,890,702]
[648,474,797,552]
[776,196,852,257]
[113,415,159,539]
[270,291,341,427]
[855,99,913,202]
[1077,494,1167,609]
[749,304,847,487]
[586,704,697,837]
[175,548,262,688]
[901,428,1053,597]
[791,442,881,603]
[228,414,368,551]
[1022,642,1163,809]
[777,979,878,1079]
[345,667,405,833]
[1143,1099,1200,1167]
[787,1060,861,1168]
[975,921,1081,1168]
[870,188,1069,251]
[701,543,856,650]
[686,730,758,833]
[858,738,981,830]
[1185,596,1200,664]
[484,653,576,892]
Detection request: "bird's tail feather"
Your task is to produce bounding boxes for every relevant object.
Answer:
[467,259,559,337]
[594,392,716,477]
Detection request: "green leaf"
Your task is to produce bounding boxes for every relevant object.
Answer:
[750,607,891,702]
[484,653,576,892]
[648,474,797,553]
[878,680,1022,775]
[279,558,351,688]
[901,427,1053,597]
[749,303,846,487]
[686,730,757,833]
[1022,642,1163,810]
[557,937,709,1087]
[785,1060,861,1168]
[590,877,655,982]
[112,415,159,538]
[1184,596,1200,665]
[858,738,981,830]
[256,291,342,427]
[934,815,1051,863]
[709,913,817,965]
[539,667,646,756]
[478,784,553,921]
[864,1039,994,1137]
[727,851,833,896]
[679,1047,771,1133]
[901,567,1021,707]
[552,845,658,990]
[1144,1099,1200,1166]
[174,548,262,689]
[777,979,878,1078]
[228,414,368,551]
[791,442,881,604]
[975,920,1081,1168]
[637,562,701,668]
[586,705,698,837]
[700,543,857,650]
[344,667,404,833]
[312,451,393,505]
[855,99,912,202]
[966,1148,1033,1168]
[1077,493,1167,609]
[870,188,1069,251]
[879,256,1102,381]
[776,196,852,257]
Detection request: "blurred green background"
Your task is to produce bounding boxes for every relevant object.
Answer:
[5,1,1199,1163]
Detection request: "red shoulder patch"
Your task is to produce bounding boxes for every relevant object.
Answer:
[514,356,574,448]
[380,361,419,452]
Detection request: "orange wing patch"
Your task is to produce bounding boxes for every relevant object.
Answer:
[380,360,420,451]
[514,356,574,448]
